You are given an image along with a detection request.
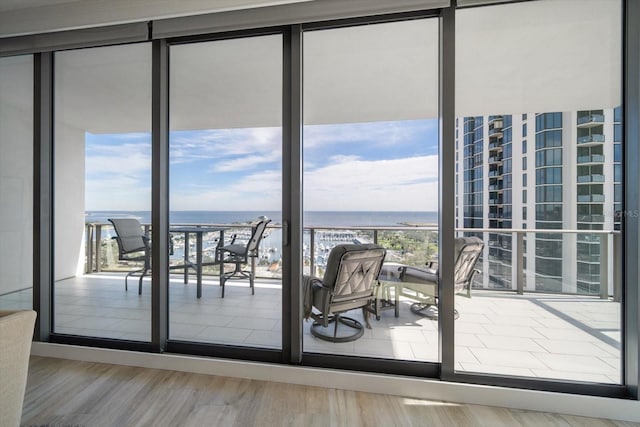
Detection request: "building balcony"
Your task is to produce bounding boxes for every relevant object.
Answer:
[577,214,606,222]
[488,124,503,137]
[577,154,605,164]
[577,134,605,145]
[488,156,503,164]
[5,223,618,385]
[577,194,605,203]
[488,141,503,150]
[577,114,605,128]
[577,174,605,183]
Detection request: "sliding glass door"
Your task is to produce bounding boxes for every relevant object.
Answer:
[168,34,283,349]
[0,55,33,311]
[53,43,153,341]
[455,0,623,384]
[301,18,440,361]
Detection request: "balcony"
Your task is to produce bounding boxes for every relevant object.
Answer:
[577,194,605,203]
[488,155,503,164]
[577,214,605,223]
[1,223,620,385]
[488,141,503,150]
[577,134,605,145]
[577,174,605,183]
[488,122,504,137]
[577,154,605,164]
[577,114,605,128]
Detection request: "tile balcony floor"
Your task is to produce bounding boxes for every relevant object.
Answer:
[0,272,621,384]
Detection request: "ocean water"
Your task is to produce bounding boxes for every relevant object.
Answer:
[85,210,438,227]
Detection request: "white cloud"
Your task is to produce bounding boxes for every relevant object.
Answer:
[85,143,151,175]
[213,151,281,172]
[170,169,282,211]
[304,155,439,211]
[303,120,437,150]
[329,154,361,164]
[169,127,282,165]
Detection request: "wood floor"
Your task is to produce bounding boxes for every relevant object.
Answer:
[22,356,637,427]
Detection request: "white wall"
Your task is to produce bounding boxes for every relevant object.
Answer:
[0,56,33,295]
[53,123,85,280]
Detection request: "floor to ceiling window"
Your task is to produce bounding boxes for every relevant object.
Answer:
[168,34,283,349]
[301,18,440,361]
[455,0,622,383]
[0,55,33,311]
[53,43,153,341]
[6,0,633,403]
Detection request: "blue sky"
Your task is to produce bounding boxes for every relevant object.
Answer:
[85,119,439,211]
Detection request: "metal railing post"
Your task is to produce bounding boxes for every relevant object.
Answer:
[309,228,315,276]
[513,231,524,295]
[613,232,622,302]
[600,234,609,299]
[85,224,93,274]
[95,224,102,273]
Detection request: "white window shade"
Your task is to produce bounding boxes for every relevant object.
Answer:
[303,18,440,125]
[456,0,621,117]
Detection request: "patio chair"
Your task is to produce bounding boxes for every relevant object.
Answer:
[303,243,386,342]
[108,218,151,295]
[378,236,483,319]
[216,216,271,298]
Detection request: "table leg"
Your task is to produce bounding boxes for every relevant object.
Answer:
[219,230,225,286]
[183,232,190,284]
[394,283,400,318]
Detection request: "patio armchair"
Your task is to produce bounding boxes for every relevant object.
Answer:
[109,218,151,295]
[216,216,271,298]
[303,243,386,342]
[378,236,484,319]
[109,218,192,295]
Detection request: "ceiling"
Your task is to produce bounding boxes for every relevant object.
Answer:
[0,0,622,134]
[0,0,77,12]
[0,0,315,38]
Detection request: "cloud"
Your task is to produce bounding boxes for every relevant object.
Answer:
[303,120,437,151]
[169,127,282,165]
[304,155,439,211]
[170,169,282,211]
[213,151,281,172]
[84,121,440,212]
[329,154,361,163]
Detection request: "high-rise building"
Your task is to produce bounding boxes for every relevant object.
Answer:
[455,108,622,295]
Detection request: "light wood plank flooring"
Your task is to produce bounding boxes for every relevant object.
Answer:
[22,356,637,427]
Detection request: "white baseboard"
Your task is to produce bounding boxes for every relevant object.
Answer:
[31,342,640,423]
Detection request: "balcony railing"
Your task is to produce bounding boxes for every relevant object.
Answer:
[577,134,605,144]
[84,223,621,301]
[577,114,605,127]
[577,194,605,203]
[577,154,605,164]
[461,227,621,300]
[577,174,605,183]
